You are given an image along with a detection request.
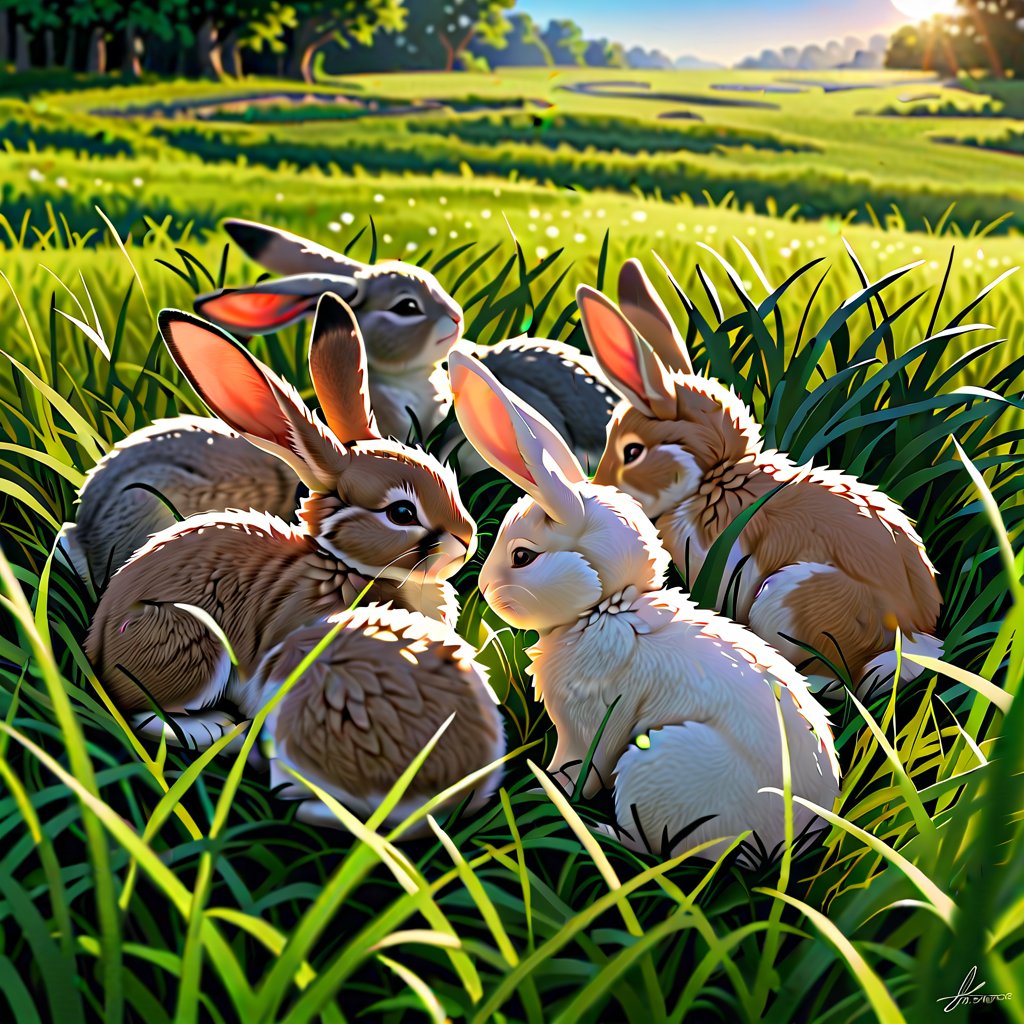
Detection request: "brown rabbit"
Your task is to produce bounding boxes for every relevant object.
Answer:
[87,294,476,747]
[577,260,942,699]
[59,417,300,593]
[240,605,506,832]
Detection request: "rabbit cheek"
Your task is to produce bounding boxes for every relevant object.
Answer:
[623,445,702,519]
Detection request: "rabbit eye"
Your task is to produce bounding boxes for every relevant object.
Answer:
[389,297,423,317]
[623,443,645,465]
[511,548,538,568]
[385,500,419,526]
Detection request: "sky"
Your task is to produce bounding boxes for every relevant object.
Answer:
[517,0,915,64]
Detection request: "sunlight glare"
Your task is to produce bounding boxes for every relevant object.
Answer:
[890,0,960,19]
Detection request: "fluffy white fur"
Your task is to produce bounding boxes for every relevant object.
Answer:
[451,351,840,866]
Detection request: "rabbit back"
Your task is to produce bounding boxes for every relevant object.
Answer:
[247,605,506,828]
[68,416,299,590]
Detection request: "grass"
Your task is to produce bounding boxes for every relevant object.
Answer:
[0,193,1022,1020]
[2,67,1024,236]
[1,66,1023,1020]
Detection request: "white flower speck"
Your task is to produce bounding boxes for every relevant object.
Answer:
[373,193,384,203]
[439,196,447,205]
[449,229,458,238]
[428,226,438,236]
[545,226,559,238]
[55,176,67,189]
[631,210,647,223]
[481,209,492,219]
[327,221,341,232]
[383,233,392,243]
[275,192,285,202]
[28,168,44,183]
[536,246,549,259]
[132,176,144,187]
[341,211,355,225]
[408,197,416,207]
[406,241,418,252]
[574,232,586,243]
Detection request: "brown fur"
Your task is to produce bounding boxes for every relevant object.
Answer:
[86,508,459,712]
[596,379,941,681]
[68,416,299,589]
[266,607,503,799]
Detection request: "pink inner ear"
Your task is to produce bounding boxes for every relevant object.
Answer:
[455,370,536,485]
[165,320,291,447]
[582,298,646,398]
[200,291,313,330]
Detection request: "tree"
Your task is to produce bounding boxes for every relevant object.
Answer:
[392,0,513,72]
[958,0,1024,76]
[285,0,404,82]
[470,11,550,68]
[540,18,586,66]
[1,0,63,71]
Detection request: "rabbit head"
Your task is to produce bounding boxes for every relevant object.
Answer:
[160,294,475,585]
[195,219,464,372]
[449,351,668,633]
[578,260,763,519]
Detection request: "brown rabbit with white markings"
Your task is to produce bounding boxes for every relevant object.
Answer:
[578,260,942,700]
[87,294,475,748]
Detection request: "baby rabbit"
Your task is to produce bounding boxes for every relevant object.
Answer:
[196,219,462,439]
[59,417,300,593]
[87,294,475,749]
[197,218,617,465]
[449,350,840,865]
[238,605,505,833]
[577,260,943,700]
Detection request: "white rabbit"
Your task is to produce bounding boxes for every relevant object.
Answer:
[577,259,943,700]
[235,605,506,834]
[87,295,475,749]
[449,349,840,865]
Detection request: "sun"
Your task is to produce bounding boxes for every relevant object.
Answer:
[890,0,960,18]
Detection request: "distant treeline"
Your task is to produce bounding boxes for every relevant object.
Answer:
[0,1,717,86]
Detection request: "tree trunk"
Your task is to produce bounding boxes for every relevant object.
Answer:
[439,27,477,72]
[222,30,242,78]
[64,25,77,69]
[122,24,142,78]
[287,19,334,82]
[14,23,31,71]
[87,27,107,73]
[196,18,224,79]
[44,29,56,67]
[0,11,10,65]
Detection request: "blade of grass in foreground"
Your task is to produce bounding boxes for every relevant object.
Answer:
[0,544,124,1022]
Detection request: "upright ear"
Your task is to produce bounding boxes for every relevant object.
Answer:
[225,219,368,276]
[576,285,677,419]
[308,292,380,444]
[449,349,585,525]
[194,273,359,336]
[158,310,346,492]
[617,258,693,374]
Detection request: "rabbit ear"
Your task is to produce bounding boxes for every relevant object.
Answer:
[225,218,368,276]
[617,259,693,374]
[308,293,380,443]
[449,349,585,525]
[158,310,346,492]
[576,285,677,419]
[194,274,359,335]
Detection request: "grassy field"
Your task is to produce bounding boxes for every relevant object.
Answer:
[1,68,1023,1022]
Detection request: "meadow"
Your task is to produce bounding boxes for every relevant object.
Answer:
[0,67,1023,1022]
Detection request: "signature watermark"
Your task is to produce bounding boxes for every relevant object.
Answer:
[937,966,1013,1013]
